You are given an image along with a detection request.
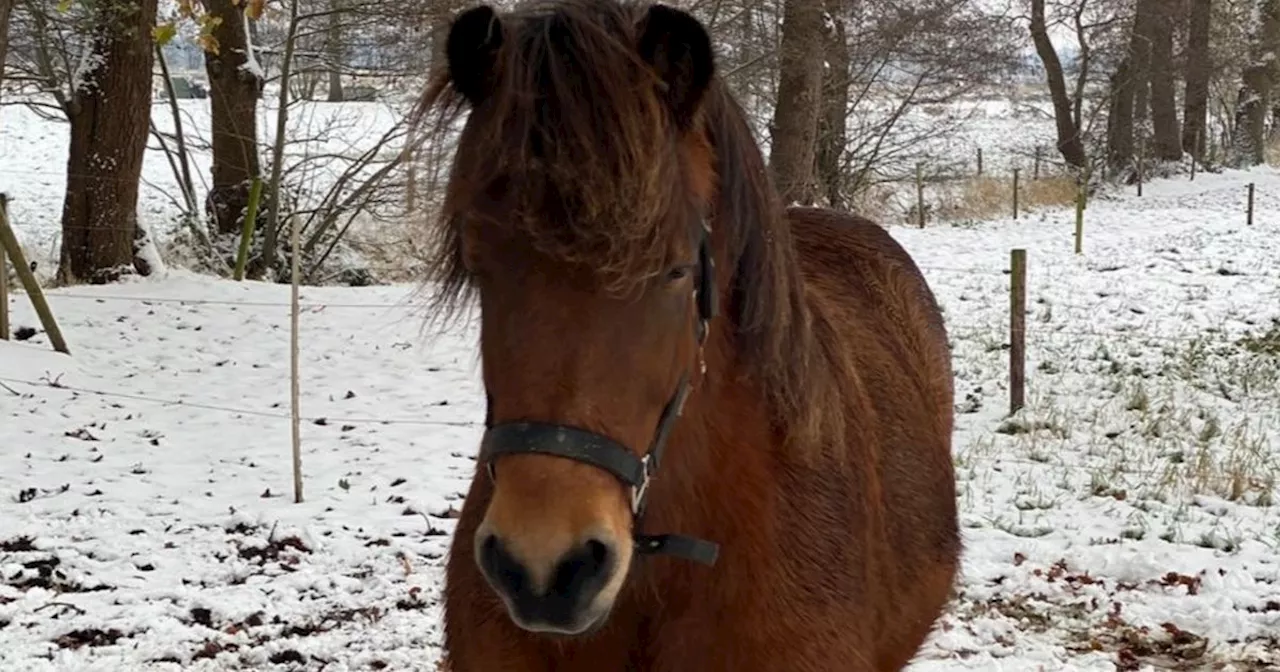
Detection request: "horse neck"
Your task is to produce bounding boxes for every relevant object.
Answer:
[648,326,775,534]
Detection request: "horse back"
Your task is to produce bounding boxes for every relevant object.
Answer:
[783,205,960,668]
[786,205,954,441]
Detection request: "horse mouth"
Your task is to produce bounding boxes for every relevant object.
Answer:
[505,600,613,638]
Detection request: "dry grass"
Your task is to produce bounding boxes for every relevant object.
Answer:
[936,175,1079,223]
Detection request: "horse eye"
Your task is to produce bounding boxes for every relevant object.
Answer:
[665,265,693,283]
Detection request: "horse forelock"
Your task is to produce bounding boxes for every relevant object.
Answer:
[429,0,706,300]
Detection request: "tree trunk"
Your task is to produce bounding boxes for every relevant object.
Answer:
[768,0,824,204]
[816,1,849,209]
[1106,58,1135,175]
[325,0,344,102]
[1029,0,1086,168]
[1181,0,1211,158]
[1129,0,1155,130]
[57,0,158,284]
[203,0,263,235]
[0,0,14,118]
[1148,1,1181,160]
[1232,0,1280,167]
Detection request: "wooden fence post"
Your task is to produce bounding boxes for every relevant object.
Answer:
[0,204,8,341]
[977,147,983,176]
[1033,146,1041,181]
[289,212,304,504]
[1074,180,1085,254]
[0,195,69,354]
[1247,183,1255,226]
[915,162,925,228]
[1012,168,1020,220]
[1010,249,1027,415]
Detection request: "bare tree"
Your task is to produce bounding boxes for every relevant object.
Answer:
[58,0,159,283]
[1029,0,1087,168]
[1148,0,1181,160]
[1231,0,1280,166]
[1106,56,1136,173]
[203,0,265,236]
[324,0,343,101]
[1128,0,1153,129]
[816,0,849,209]
[0,0,14,117]
[768,0,824,204]
[1182,0,1211,158]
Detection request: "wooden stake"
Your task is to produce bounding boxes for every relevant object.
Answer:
[0,195,68,354]
[1074,180,1085,255]
[289,213,304,503]
[0,206,8,341]
[1247,183,1255,226]
[1009,248,1027,415]
[915,162,925,228]
[977,147,983,176]
[1012,168,1020,220]
[1033,146,1041,181]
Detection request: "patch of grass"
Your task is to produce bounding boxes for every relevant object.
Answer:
[935,175,1079,222]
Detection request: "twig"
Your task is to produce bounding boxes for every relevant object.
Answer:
[33,601,86,616]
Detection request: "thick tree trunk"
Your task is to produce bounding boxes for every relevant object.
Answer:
[1181,0,1211,158]
[325,0,344,102]
[1148,1,1181,160]
[1129,0,1155,132]
[0,0,13,117]
[1106,58,1135,175]
[816,1,849,209]
[57,0,158,284]
[1232,0,1280,167]
[1029,0,1086,168]
[203,0,263,235]
[768,0,824,204]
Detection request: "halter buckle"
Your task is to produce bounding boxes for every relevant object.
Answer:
[630,453,652,516]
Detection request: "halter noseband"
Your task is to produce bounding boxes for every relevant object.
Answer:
[477,221,720,567]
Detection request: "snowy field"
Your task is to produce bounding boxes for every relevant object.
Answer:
[4,101,1280,669]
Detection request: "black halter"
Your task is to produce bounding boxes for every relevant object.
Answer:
[477,222,720,567]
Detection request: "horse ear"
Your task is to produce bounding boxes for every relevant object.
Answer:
[447,5,505,106]
[636,4,715,130]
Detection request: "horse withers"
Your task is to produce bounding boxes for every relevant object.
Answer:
[415,0,961,669]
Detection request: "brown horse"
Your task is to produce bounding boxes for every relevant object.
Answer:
[415,0,960,669]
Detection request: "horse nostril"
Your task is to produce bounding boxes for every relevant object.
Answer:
[477,533,527,598]
[551,537,616,601]
[586,538,611,568]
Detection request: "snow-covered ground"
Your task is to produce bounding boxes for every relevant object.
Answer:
[3,96,1280,669]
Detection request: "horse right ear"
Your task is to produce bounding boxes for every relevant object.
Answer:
[637,4,715,130]
[447,5,505,106]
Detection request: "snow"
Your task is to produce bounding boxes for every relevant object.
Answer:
[3,103,1280,669]
[239,11,266,82]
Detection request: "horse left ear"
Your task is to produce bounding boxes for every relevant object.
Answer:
[636,4,715,130]
[447,5,505,106]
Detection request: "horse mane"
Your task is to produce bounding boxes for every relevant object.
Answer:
[413,0,847,454]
